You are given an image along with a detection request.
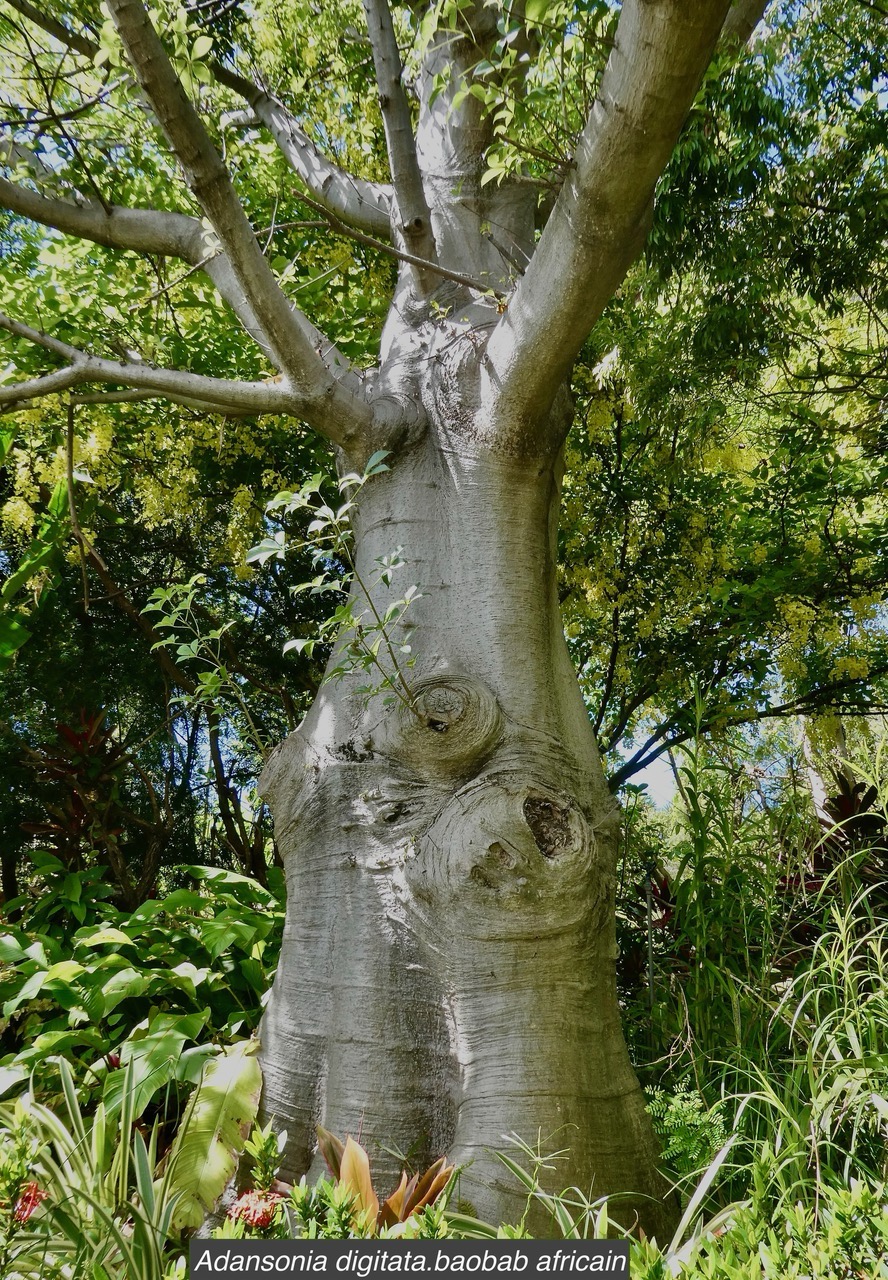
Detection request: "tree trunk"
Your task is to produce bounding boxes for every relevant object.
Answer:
[259,405,674,1236]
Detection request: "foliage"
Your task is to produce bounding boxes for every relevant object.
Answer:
[629,1178,888,1279]
[247,451,421,712]
[0,1057,186,1280]
[142,575,272,758]
[0,865,283,1118]
[645,1082,728,1192]
[163,1040,262,1230]
[562,288,888,780]
[612,719,888,1267]
[214,1126,455,1241]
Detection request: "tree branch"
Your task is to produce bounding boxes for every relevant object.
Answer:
[0,0,97,57]
[0,312,325,420]
[361,0,438,293]
[1,0,393,241]
[484,0,731,433]
[104,0,374,447]
[720,0,770,47]
[212,64,393,239]
[0,171,270,360]
[0,173,366,388]
[295,187,500,297]
[607,671,888,788]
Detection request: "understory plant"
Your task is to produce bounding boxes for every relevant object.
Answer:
[246,452,421,712]
[0,864,283,1122]
[0,1057,186,1280]
[216,1125,455,1241]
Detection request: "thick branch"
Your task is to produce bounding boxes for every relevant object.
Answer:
[0,172,211,259]
[1,0,393,240]
[720,0,769,47]
[104,0,372,445]
[212,65,393,239]
[0,174,366,387]
[484,0,731,430]
[361,0,438,292]
[0,172,273,359]
[0,312,321,420]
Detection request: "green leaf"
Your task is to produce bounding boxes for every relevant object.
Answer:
[104,1009,210,1117]
[0,1064,28,1098]
[77,927,135,948]
[164,1040,262,1229]
[1,539,58,604]
[99,966,151,1012]
[0,613,31,667]
[364,450,391,475]
[0,932,28,962]
[0,428,16,463]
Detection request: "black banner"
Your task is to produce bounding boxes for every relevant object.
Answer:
[189,1239,630,1277]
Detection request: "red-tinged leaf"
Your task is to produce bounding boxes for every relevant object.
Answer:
[378,1171,408,1228]
[414,1163,453,1212]
[338,1136,379,1223]
[403,1157,453,1216]
[316,1125,344,1178]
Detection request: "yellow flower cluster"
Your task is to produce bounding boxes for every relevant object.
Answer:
[0,496,36,538]
[830,655,870,681]
[778,597,817,645]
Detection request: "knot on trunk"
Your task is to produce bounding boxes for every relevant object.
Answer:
[407,769,600,937]
[371,675,502,778]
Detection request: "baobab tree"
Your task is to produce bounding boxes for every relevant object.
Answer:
[0,0,767,1234]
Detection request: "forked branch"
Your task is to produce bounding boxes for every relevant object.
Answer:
[0,313,317,420]
[105,0,329,379]
[2,0,393,240]
[0,173,307,366]
[213,65,393,239]
[1,0,381,447]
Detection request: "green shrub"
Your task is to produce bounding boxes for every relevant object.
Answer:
[0,1058,187,1279]
[0,864,283,1119]
[646,1080,728,1189]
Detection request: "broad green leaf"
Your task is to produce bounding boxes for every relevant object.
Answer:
[78,928,134,948]
[0,933,28,962]
[0,613,32,661]
[164,1040,262,1229]
[104,1009,210,1117]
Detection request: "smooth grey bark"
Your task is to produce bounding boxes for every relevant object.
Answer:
[252,1,734,1231]
[259,405,671,1231]
[0,0,742,1239]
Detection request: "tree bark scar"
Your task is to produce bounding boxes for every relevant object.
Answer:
[523,794,573,858]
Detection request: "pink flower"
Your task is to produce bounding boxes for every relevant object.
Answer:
[228,1189,284,1230]
[14,1182,48,1223]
